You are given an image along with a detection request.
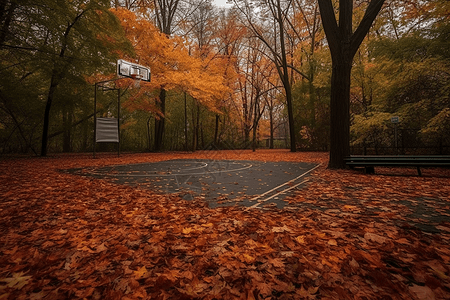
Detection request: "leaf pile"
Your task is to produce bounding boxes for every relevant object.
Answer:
[1,150,450,299]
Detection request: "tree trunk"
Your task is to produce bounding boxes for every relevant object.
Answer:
[252,120,257,152]
[195,104,200,150]
[41,73,59,156]
[252,101,258,152]
[154,89,166,151]
[147,117,152,151]
[328,61,352,168]
[276,0,296,152]
[62,105,72,152]
[40,12,84,156]
[200,122,204,149]
[214,114,219,147]
[285,85,296,152]
[184,92,188,151]
[269,108,274,149]
[318,0,385,168]
[192,102,200,151]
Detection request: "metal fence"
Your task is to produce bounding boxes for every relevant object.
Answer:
[351,128,450,155]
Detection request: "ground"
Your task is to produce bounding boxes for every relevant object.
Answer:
[1,150,449,299]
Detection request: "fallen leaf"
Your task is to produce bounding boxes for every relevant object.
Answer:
[272,225,292,233]
[0,272,32,290]
[182,227,194,234]
[364,232,387,244]
[296,236,306,244]
[328,239,338,246]
[134,266,148,279]
[268,257,285,268]
[409,284,435,300]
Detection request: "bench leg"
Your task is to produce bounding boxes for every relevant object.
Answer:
[417,167,422,176]
[365,166,375,174]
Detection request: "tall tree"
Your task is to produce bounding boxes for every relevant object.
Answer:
[234,0,310,152]
[318,0,385,168]
[0,0,130,156]
[151,0,181,150]
[114,8,229,150]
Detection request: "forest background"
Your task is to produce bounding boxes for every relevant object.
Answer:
[1,0,449,159]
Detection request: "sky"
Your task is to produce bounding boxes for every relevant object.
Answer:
[212,0,233,8]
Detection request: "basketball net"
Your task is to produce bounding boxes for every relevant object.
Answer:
[131,74,142,88]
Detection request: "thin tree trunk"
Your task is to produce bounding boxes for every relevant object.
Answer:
[147,117,152,151]
[269,108,274,149]
[276,0,296,152]
[154,89,166,151]
[195,103,200,150]
[214,114,219,147]
[184,92,188,151]
[62,105,72,152]
[41,72,59,156]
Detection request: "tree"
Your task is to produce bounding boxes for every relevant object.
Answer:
[234,0,310,152]
[318,0,385,168]
[114,8,229,150]
[0,0,131,156]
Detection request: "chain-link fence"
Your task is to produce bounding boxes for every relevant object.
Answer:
[351,127,450,155]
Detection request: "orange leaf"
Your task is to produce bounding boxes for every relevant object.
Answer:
[268,257,285,268]
[328,239,338,246]
[134,266,149,279]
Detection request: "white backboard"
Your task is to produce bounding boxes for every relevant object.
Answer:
[117,59,151,82]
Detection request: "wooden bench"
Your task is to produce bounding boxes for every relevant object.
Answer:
[345,155,450,176]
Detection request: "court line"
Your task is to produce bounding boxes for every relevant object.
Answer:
[245,163,322,210]
[248,163,322,202]
[246,179,310,210]
[80,161,253,177]
[174,162,209,172]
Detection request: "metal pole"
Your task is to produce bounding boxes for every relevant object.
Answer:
[118,88,121,157]
[394,124,398,155]
[93,83,97,159]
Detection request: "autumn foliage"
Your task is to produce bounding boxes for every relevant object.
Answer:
[1,151,450,299]
[112,8,230,114]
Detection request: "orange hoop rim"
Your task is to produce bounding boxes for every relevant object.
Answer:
[130,74,143,80]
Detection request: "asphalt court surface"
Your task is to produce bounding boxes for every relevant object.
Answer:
[68,159,320,209]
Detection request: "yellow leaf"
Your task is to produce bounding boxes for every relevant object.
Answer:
[0,272,32,290]
[296,236,306,244]
[238,253,256,263]
[182,227,194,234]
[134,266,148,279]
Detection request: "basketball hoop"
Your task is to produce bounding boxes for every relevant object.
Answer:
[131,74,142,88]
[118,60,150,83]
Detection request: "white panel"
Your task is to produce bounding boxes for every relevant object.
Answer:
[96,118,119,142]
[117,59,151,82]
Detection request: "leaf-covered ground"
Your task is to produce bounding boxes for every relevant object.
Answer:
[1,150,450,300]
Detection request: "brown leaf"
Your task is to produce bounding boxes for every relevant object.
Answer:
[409,284,435,300]
[268,257,285,268]
[364,232,387,244]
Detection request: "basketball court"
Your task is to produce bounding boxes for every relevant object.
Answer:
[68,159,320,209]
[88,61,321,209]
